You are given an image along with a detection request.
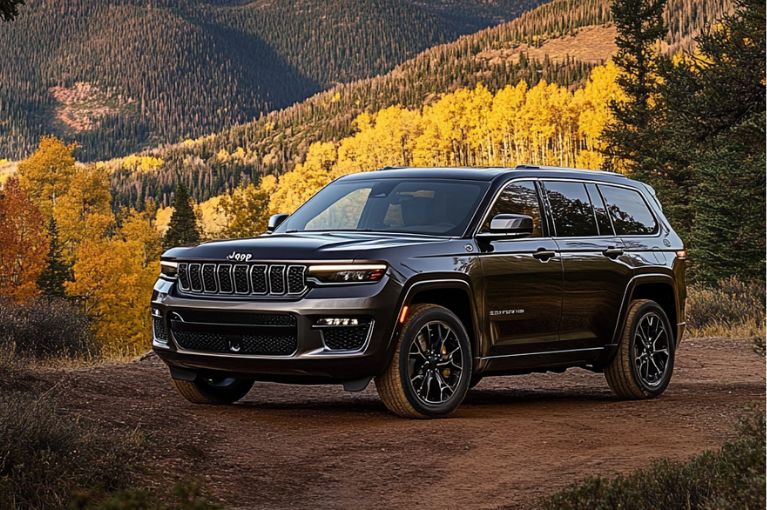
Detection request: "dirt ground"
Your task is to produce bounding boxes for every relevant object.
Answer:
[47,336,764,510]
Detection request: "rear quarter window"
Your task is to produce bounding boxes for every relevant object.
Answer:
[598,185,658,235]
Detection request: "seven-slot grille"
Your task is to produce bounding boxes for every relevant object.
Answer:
[177,263,306,296]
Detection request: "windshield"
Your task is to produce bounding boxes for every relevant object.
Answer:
[278,178,489,236]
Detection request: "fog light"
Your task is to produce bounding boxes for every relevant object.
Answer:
[316,318,359,326]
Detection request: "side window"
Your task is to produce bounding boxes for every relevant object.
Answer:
[599,185,658,235]
[543,181,598,237]
[481,181,543,237]
[585,183,615,236]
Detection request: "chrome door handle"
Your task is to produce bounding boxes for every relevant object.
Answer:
[533,249,556,261]
[602,247,624,258]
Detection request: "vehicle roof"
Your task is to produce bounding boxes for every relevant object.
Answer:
[339,165,631,185]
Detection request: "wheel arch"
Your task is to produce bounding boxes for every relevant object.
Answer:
[600,274,680,367]
[392,279,483,361]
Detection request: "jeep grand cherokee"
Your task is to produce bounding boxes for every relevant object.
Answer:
[151,166,686,418]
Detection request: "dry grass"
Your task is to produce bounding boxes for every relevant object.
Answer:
[686,277,766,339]
[475,24,618,65]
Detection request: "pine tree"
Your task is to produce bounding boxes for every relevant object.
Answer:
[37,216,71,297]
[602,0,667,174]
[163,183,201,249]
[683,0,766,283]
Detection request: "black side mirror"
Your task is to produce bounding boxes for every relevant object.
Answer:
[266,213,289,234]
[476,214,534,241]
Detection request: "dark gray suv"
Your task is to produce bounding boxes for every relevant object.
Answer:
[151,166,686,418]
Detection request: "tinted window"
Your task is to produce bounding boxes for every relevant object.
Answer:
[599,185,658,235]
[481,181,543,237]
[585,183,615,236]
[543,181,598,237]
[281,179,487,236]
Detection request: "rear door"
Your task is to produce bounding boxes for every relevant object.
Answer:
[478,180,563,357]
[541,180,633,351]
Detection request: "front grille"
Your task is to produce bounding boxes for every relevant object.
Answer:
[321,325,371,351]
[173,311,296,327]
[269,265,285,294]
[176,262,307,297]
[173,330,297,355]
[153,317,168,342]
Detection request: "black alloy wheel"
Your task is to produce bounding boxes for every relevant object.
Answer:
[376,304,472,418]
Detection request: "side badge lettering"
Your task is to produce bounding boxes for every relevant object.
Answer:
[490,309,525,316]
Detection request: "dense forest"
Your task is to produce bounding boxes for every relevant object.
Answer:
[107,0,733,209]
[0,0,552,162]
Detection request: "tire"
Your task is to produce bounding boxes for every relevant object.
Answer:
[375,304,473,418]
[605,299,675,399]
[171,375,254,405]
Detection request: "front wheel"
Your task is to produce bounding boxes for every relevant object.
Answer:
[605,299,675,399]
[171,376,254,404]
[376,304,472,418]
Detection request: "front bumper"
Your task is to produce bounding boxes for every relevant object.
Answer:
[151,275,403,383]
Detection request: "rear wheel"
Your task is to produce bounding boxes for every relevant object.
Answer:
[376,304,472,418]
[171,376,254,404]
[605,299,675,399]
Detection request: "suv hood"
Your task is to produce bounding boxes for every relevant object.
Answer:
[162,232,450,262]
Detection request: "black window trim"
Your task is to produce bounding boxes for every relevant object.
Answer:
[535,178,661,240]
[473,176,662,241]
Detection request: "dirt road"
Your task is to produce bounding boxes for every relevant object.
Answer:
[49,336,764,510]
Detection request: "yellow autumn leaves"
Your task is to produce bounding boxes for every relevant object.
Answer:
[16,137,162,354]
[261,63,624,215]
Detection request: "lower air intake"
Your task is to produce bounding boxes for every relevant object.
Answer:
[173,331,297,356]
[153,317,168,342]
[321,325,371,351]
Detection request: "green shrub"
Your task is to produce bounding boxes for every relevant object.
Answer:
[686,277,766,338]
[539,405,766,510]
[0,391,145,510]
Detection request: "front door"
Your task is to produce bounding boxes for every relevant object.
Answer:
[478,180,563,357]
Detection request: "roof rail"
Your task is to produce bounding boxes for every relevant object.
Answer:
[515,164,540,169]
[378,165,406,171]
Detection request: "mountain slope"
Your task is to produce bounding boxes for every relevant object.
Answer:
[109,0,733,210]
[0,0,550,161]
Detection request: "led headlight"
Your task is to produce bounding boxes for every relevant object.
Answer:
[160,261,178,278]
[307,264,387,283]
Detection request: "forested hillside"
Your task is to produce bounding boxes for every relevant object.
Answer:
[109,0,733,209]
[0,0,551,162]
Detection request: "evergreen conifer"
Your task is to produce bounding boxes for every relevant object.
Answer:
[163,183,201,249]
[37,216,71,297]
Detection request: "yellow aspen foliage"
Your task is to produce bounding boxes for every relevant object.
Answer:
[489,80,529,166]
[66,209,162,354]
[54,165,114,262]
[218,181,270,238]
[259,174,278,196]
[17,136,77,221]
[121,155,164,172]
[335,106,419,177]
[154,206,174,236]
[268,142,336,214]
[265,64,625,215]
